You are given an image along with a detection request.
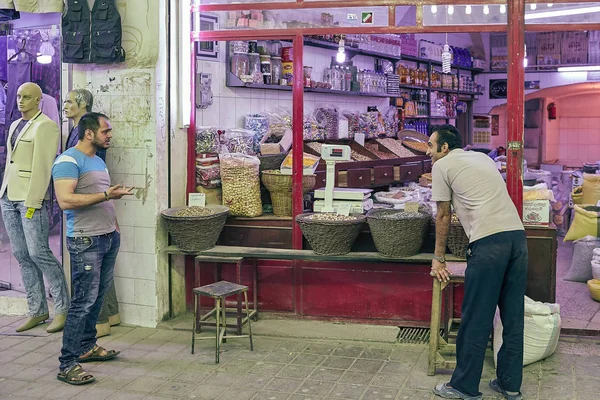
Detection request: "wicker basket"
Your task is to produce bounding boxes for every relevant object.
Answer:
[296,213,366,255]
[258,152,288,172]
[367,209,430,257]
[161,205,229,253]
[448,222,469,259]
[262,171,316,216]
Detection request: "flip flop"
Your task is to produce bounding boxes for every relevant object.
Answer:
[57,364,95,386]
[78,345,120,363]
[489,379,523,400]
[433,383,483,399]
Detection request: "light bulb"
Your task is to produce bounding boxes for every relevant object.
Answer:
[483,5,490,15]
[466,5,472,15]
[336,50,346,63]
[500,5,506,14]
[431,5,437,14]
[530,4,537,10]
[448,5,454,15]
[36,55,52,64]
[547,4,553,7]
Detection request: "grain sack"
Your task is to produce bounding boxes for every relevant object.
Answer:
[592,260,600,280]
[582,173,600,205]
[493,296,560,367]
[564,205,600,241]
[220,153,263,217]
[588,279,600,302]
[572,186,583,206]
[564,236,600,282]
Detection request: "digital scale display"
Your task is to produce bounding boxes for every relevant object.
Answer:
[330,149,344,157]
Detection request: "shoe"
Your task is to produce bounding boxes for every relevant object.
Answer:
[433,383,483,399]
[108,313,121,326]
[16,314,49,332]
[489,379,523,400]
[95,322,111,338]
[46,313,67,333]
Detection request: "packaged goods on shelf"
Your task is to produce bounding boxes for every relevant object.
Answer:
[314,105,340,139]
[381,106,399,138]
[342,110,359,139]
[223,128,256,155]
[195,127,221,154]
[220,153,262,217]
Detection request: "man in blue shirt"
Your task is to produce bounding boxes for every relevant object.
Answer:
[52,112,133,385]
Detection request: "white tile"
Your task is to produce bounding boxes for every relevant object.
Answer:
[113,277,135,304]
[134,279,157,307]
[134,227,156,254]
[219,98,237,127]
[200,101,220,126]
[119,303,140,326]
[577,144,589,161]
[134,200,157,229]
[114,252,156,280]
[568,145,579,160]
[118,225,135,253]
[575,130,587,145]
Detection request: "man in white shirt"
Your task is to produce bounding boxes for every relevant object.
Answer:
[428,125,527,400]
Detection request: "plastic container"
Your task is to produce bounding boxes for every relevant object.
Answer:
[248,53,262,84]
[231,52,249,78]
[271,56,283,84]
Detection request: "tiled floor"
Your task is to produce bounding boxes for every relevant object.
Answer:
[555,240,600,330]
[1,315,600,400]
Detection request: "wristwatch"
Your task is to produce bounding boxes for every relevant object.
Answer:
[433,254,446,263]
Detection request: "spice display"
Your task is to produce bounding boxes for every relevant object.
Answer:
[267,110,292,136]
[223,128,256,155]
[359,111,385,139]
[342,111,360,139]
[314,105,339,139]
[376,138,419,158]
[402,140,428,154]
[305,142,324,155]
[196,164,221,181]
[307,213,359,221]
[220,154,262,217]
[195,127,220,154]
[303,115,327,141]
[174,206,215,217]
[382,107,399,138]
[281,151,321,173]
[244,114,269,153]
[365,142,394,159]
[351,149,373,162]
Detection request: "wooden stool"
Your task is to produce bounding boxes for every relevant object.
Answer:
[194,256,258,335]
[192,281,254,363]
[428,262,466,376]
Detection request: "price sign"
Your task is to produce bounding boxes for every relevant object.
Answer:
[354,132,365,147]
[405,202,419,213]
[188,193,206,207]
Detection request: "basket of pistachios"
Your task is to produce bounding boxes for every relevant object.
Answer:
[296,213,366,255]
[367,208,431,257]
[161,205,229,253]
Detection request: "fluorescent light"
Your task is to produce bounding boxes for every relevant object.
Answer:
[500,5,506,14]
[525,6,600,20]
[557,65,600,72]
[431,5,437,14]
[483,5,489,15]
[530,4,537,11]
[465,5,472,15]
[448,5,454,15]
[180,0,191,127]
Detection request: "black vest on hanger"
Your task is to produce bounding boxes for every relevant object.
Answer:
[62,0,125,64]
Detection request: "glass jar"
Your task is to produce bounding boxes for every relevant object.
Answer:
[271,56,282,84]
[231,41,248,54]
[231,52,249,78]
[248,53,262,84]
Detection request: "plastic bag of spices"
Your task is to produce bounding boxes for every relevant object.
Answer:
[315,104,339,139]
[382,106,399,138]
[223,128,256,155]
[359,111,385,139]
[220,153,262,217]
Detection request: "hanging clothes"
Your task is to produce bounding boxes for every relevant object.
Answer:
[62,0,125,64]
[5,61,31,128]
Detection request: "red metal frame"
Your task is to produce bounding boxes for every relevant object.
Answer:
[187,0,596,234]
[292,35,304,249]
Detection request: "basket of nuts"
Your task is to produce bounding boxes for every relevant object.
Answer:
[296,213,366,255]
[367,208,431,257]
[447,214,468,259]
[262,170,316,216]
[220,153,263,217]
[161,205,229,253]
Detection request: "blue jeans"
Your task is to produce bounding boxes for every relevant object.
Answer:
[59,231,120,371]
[0,193,69,316]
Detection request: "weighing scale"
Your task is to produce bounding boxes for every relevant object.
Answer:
[320,144,351,213]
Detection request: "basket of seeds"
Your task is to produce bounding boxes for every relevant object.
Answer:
[161,205,229,253]
[262,170,316,216]
[296,213,366,255]
[367,208,431,257]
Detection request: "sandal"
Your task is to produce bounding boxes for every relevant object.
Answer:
[489,379,523,400]
[433,383,483,399]
[57,365,95,385]
[78,345,120,363]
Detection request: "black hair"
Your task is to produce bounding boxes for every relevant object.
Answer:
[432,124,462,152]
[78,112,110,140]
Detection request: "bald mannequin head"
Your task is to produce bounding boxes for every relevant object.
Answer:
[17,82,43,120]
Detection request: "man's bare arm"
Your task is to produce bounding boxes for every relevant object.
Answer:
[54,180,133,210]
[435,201,452,258]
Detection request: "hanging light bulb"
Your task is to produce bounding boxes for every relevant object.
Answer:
[500,5,507,14]
[465,5,472,15]
[448,5,454,15]
[442,33,452,74]
[483,5,490,15]
[336,39,346,63]
[431,5,438,14]
[530,4,537,10]
[37,41,54,64]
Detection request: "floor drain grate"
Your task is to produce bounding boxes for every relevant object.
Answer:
[396,327,442,344]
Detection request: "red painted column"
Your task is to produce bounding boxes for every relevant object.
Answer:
[506,0,525,217]
[292,34,304,249]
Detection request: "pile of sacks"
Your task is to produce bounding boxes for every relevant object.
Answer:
[564,236,600,302]
[590,247,600,302]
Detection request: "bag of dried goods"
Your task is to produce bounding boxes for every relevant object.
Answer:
[564,205,600,241]
[382,106,399,138]
[195,126,220,154]
[223,129,256,155]
[245,114,270,154]
[493,296,560,366]
[582,173,600,205]
[314,104,339,140]
[220,153,262,217]
[342,110,360,139]
[303,113,327,141]
[359,111,385,139]
[564,236,600,282]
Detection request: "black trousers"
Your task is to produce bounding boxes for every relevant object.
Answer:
[450,230,528,397]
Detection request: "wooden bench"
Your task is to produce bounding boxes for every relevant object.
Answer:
[428,262,467,376]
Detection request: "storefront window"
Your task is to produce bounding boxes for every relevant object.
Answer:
[525,2,600,24]
[423,4,508,26]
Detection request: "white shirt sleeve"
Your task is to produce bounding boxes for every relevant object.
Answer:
[431,162,452,202]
